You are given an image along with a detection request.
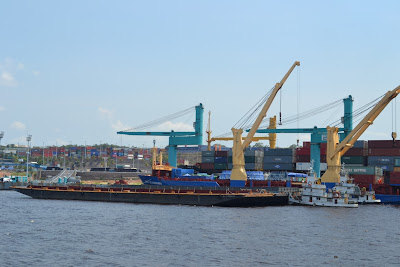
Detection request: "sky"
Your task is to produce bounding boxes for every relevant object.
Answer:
[1,0,400,148]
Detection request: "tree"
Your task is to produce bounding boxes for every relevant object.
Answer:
[253,142,264,148]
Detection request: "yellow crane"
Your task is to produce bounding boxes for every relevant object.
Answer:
[230,61,300,186]
[206,115,277,151]
[321,85,400,184]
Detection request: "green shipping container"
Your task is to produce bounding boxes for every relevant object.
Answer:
[395,158,400,167]
[341,156,366,165]
[214,163,228,170]
[344,166,383,176]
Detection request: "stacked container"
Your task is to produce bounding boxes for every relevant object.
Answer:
[214,151,228,170]
[263,148,295,171]
[227,149,264,170]
[367,140,400,172]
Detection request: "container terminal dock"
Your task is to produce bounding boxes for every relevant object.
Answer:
[2,62,400,206]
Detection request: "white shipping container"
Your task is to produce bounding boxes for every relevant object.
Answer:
[296,162,327,171]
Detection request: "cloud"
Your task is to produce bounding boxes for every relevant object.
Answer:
[98,107,113,120]
[112,120,130,131]
[0,58,24,87]
[10,121,26,130]
[0,106,5,112]
[0,71,17,87]
[98,107,131,131]
[32,70,40,76]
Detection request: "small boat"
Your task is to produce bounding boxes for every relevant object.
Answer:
[289,182,358,208]
[332,182,381,204]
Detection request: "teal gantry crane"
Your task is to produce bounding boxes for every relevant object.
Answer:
[249,95,353,177]
[117,104,204,167]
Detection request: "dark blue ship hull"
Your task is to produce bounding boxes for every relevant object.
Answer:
[139,175,220,187]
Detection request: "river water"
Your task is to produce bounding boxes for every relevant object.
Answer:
[1,190,400,267]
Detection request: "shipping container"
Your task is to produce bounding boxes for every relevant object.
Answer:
[263,163,294,171]
[199,163,214,170]
[244,150,264,157]
[244,156,263,163]
[344,166,383,176]
[214,163,228,170]
[349,174,376,184]
[296,155,310,162]
[368,140,400,148]
[214,156,228,164]
[303,142,311,148]
[395,158,400,167]
[341,156,367,165]
[296,162,327,171]
[264,148,294,156]
[202,151,214,157]
[264,155,294,163]
[353,140,367,149]
[343,148,365,156]
[368,156,395,165]
[296,147,310,156]
[368,148,400,156]
[245,163,261,170]
[202,156,215,163]
[368,164,394,172]
[214,151,228,157]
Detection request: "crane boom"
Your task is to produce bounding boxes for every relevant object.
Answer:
[230,61,300,185]
[242,61,300,148]
[321,85,400,184]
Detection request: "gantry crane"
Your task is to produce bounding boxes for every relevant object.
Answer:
[118,104,204,167]
[321,85,400,185]
[253,95,353,177]
[230,61,300,186]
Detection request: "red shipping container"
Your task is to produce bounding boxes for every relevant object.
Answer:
[214,151,228,157]
[200,163,214,170]
[368,140,400,148]
[296,155,310,162]
[303,142,311,148]
[368,148,400,156]
[296,147,310,155]
[343,148,364,156]
[390,177,400,184]
[350,174,375,184]
[390,172,400,178]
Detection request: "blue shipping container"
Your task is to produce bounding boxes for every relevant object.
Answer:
[368,156,395,165]
[263,163,294,171]
[264,148,294,156]
[264,156,293,163]
[214,156,228,163]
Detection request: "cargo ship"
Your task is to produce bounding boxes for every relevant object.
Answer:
[12,185,289,207]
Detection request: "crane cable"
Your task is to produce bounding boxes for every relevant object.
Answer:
[330,94,384,127]
[296,65,300,146]
[121,106,196,132]
[233,86,274,130]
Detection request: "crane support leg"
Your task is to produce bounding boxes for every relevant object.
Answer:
[268,116,277,149]
[230,128,247,187]
[310,142,321,178]
[320,127,341,184]
[168,145,177,168]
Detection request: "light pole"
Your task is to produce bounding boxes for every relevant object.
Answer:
[26,135,32,179]
[0,131,4,163]
[84,141,87,159]
[42,142,44,166]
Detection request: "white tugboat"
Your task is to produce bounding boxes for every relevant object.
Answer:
[289,182,358,208]
[332,180,381,205]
